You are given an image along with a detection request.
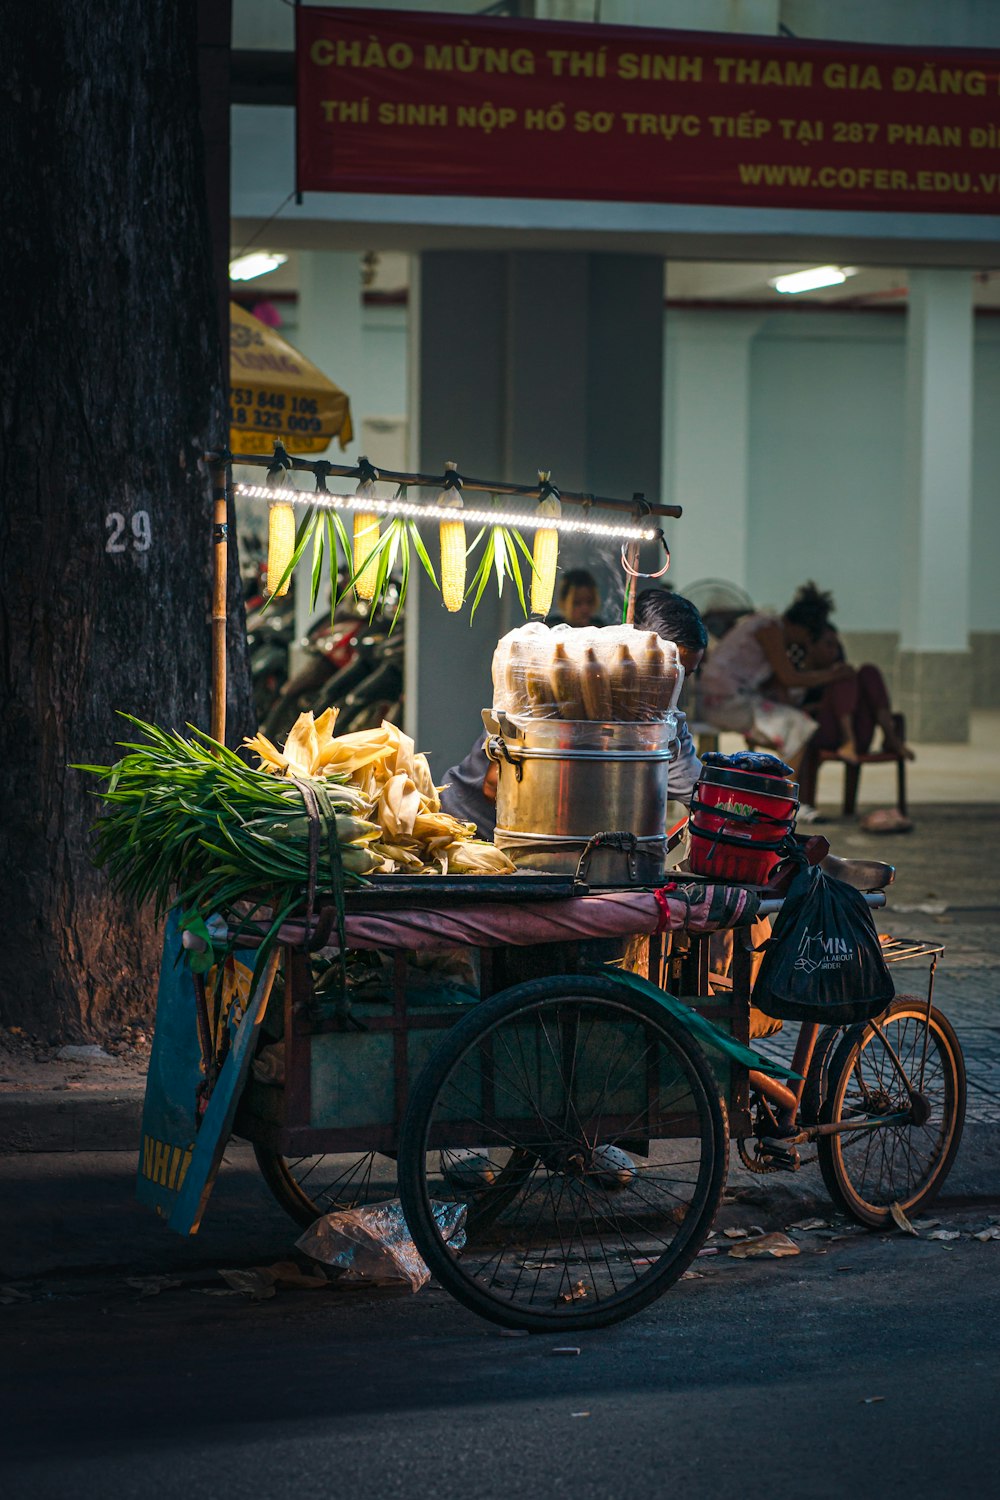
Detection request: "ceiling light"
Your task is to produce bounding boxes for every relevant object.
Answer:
[769,265,858,295]
[229,252,288,283]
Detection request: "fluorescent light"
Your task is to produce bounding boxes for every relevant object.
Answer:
[234,483,657,543]
[770,265,857,295]
[229,252,288,283]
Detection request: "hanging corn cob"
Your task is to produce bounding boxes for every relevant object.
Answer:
[266,500,296,597]
[437,461,466,612]
[531,482,561,616]
[352,477,381,602]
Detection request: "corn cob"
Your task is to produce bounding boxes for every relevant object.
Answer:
[503,639,529,714]
[438,469,466,612]
[611,644,640,721]
[531,493,561,616]
[549,641,585,720]
[525,659,553,714]
[352,479,381,601]
[266,502,296,598]
[580,646,613,721]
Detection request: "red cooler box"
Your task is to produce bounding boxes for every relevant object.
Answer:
[688,764,798,884]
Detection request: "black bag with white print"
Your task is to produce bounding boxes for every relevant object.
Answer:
[753,851,895,1025]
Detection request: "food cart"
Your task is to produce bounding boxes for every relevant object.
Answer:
[92,447,965,1333]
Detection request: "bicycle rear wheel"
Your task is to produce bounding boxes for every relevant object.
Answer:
[254,1145,399,1227]
[818,997,966,1228]
[398,974,728,1332]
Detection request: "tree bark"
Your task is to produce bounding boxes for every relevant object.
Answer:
[0,1,250,1039]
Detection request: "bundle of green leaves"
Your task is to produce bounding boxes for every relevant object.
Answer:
[77,717,376,966]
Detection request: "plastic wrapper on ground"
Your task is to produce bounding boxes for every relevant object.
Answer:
[295,1199,467,1292]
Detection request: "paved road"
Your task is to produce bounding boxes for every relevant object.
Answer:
[3,805,997,1498]
[3,1195,999,1500]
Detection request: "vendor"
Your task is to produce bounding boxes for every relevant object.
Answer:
[546,568,605,628]
[440,588,709,837]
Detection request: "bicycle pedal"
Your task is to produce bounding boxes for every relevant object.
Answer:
[759,1138,802,1171]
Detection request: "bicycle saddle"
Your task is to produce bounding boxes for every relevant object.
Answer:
[820,853,895,892]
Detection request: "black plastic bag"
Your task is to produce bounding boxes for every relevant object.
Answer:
[754,854,894,1025]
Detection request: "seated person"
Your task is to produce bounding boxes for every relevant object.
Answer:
[440,588,709,835]
[545,568,605,628]
[698,581,854,791]
[794,622,914,811]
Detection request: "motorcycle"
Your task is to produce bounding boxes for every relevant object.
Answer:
[246,593,296,727]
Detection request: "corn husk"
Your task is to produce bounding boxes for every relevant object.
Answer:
[246,712,514,878]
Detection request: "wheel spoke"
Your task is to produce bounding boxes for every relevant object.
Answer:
[402,987,724,1327]
[821,1006,963,1221]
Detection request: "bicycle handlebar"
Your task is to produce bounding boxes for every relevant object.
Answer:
[756,892,886,917]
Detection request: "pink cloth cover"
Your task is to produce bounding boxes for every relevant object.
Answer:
[253,884,757,953]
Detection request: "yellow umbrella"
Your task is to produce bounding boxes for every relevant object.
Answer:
[229,302,353,456]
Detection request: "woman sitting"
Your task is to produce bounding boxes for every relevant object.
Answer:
[794,622,914,811]
[698,583,853,783]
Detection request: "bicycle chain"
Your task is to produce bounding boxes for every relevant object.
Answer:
[736,1136,818,1173]
[736,1136,785,1174]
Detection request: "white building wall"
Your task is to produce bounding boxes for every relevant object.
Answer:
[671,307,1000,641]
[971,335,1000,634]
[744,314,906,627]
[323,299,1000,643]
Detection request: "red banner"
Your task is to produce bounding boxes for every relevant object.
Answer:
[296,8,1000,215]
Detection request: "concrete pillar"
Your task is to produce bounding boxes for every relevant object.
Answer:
[897,270,974,742]
[290,251,364,658]
[664,311,763,591]
[404,253,508,773]
[407,250,664,774]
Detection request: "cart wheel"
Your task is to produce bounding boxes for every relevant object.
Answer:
[398,974,728,1332]
[254,1146,400,1229]
[817,997,966,1228]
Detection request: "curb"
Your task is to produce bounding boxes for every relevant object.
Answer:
[2,1091,998,1205]
[0,1089,144,1154]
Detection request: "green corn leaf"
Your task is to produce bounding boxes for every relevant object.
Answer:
[408,522,438,587]
[467,542,494,622]
[502,528,528,617]
[390,529,409,635]
[509,526,538,576]
[309,517,326,610]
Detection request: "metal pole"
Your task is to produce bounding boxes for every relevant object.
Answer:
[210,457,230,746]
[229,450,684,520]
[623,494,646,624]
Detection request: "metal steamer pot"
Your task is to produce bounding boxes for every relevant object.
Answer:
[484,710,679,886]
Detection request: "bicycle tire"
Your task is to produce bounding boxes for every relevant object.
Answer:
[398,974,728,1332]
[817,996,966,1228]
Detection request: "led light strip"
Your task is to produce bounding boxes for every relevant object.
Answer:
[234,482,657,542]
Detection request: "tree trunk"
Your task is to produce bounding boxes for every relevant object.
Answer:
[0,1,251,1040]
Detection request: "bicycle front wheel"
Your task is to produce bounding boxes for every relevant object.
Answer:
[398,974,728,1332]
[818,997,966,1228]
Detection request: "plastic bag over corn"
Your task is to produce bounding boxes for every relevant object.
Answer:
[491,621,684,724]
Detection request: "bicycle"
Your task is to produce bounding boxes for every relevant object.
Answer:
[393,854,965,1331]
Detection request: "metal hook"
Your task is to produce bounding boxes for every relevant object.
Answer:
[621,528,670,579]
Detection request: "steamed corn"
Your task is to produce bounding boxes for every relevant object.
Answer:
[438,462,466,612]
[267,503,296,598]
[351,478,381,601]
[531,494,561,616]
[439,505,466,612]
